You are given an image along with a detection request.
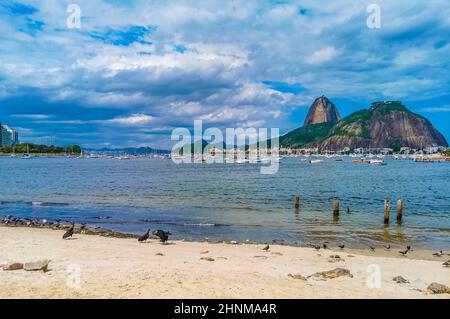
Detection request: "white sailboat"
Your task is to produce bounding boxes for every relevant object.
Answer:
[21,144,32,159]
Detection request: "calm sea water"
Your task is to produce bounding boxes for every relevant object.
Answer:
[0,156,449,249]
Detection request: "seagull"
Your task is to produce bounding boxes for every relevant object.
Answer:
[152,230,171,243]
[138,229,150,242]
[262,244,270,251]
[338,244,345,249]
[433,250,444,257]
[383,244,391,250]
[62,222,74,240]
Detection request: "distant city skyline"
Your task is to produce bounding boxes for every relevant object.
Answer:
[0,1,449,149]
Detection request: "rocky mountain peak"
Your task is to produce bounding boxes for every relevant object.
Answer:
[303,95,341,126]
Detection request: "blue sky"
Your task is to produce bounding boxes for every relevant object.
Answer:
[0,0,449,148]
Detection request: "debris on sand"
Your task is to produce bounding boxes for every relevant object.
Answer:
[328,255,345,263]
[392,276,409,284]
[426,282,450,294]
[200,257,215,262]
[288,273,307,281]
[308,268,353,279]
[24,260,50,272]
[2,262,24,271]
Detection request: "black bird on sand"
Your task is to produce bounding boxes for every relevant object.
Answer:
[433,250,444,257]
[152,230,171,243]
[322,242,329,249]
[369,246,376,252]
[262,244,270,251]
[399,246,411,256]
[384,244,391,250]
[338,244,345,249]
[62,223,75,240]
[138,229,150,242]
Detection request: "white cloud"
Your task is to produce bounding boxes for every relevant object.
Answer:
[307,46,338,65]
[421,106,450,113]
[11,114,52,119]
[105,114,154,125]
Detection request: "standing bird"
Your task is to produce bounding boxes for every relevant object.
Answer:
[62,222,75,240]
[433,250,444,257]
[138,229,150,242]
[369,246,376,252]
[338,244,345,249]
[262,244,270,252]
[322,242,329,249]
[346,206,350,213]
[152,230,171,243]
[399,246,411,256]
[383,244,391,250]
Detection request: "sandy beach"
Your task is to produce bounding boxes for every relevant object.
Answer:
[0,226,449,299]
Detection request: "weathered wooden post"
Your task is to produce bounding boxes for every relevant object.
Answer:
[396,199,404,223]
[384,199,390,224]
[294,196,300,209]
[333,199,340,217]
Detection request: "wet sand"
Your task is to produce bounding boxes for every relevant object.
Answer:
[0,226,449,298]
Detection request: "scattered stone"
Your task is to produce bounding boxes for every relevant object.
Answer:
[328,255,344,263]
[200,250,209,254]
[200,257,215,262]
[309,268,353,279]
[426,282,450,294]
[288,273,307,281]
[392,276,409,284]
[2,262,24,271]
[155,253,164,256]
[253,255,268,259]
[23,260,50,272]
[443,260,450,267]
[347,255,355,257]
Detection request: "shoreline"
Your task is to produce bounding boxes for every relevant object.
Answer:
[1,226,449,298]
[0,217,448,255]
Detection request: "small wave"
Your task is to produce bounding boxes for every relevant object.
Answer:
[31,201,70,207]
[183,223,223,227]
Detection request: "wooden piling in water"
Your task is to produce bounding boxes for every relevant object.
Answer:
[396,199,404,223]
[384,199,390,224]
[333,199,340,216]
[294,196,300,209]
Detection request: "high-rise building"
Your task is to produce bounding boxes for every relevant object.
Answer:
[0,122,19,147]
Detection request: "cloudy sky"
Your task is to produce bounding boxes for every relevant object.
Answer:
[0,0,449,148]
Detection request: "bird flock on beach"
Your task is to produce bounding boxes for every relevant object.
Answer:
[1,215,448,266]
[57,219,172,244]
[58,224,449,262]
